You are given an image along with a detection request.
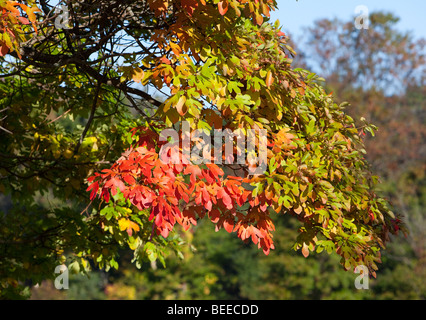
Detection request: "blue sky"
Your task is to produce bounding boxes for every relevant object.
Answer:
[270,0,426,40]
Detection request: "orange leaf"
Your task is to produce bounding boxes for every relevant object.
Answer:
[255,12,263,25]
[266,70,274,88]
[294,205,302,215]
[205,163,224,178]
[148,0,168,16]
[129,220,140,232]
[5,2,20,16]
[218,0,228,16]
[262,3,270,17]
[159,56,171,65]
[302,243,309,258]
[170,42,182,56]
[223,218,234,233]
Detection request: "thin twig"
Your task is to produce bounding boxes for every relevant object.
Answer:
[80,201,93,217]
[0,126,13,135]
[48,107,73,124]
[74,81,102,153]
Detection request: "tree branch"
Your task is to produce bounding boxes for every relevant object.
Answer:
[74,81,102,153]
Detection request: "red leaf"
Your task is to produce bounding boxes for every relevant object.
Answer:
[217,188,232,209]
[18,16,30,25]
[202,169,215,184]
[87,175,98,182]
[102,189,110,203]
[206,163,224,178]
[122,174,136,185]
[0,44,9,57]
[175,181,190,203]
[208,208,220,223]
[184,165,202,184]
[87,181,99,200]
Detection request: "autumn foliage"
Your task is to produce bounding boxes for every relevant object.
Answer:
[83,0,404,276]
[0,0,39,57]
[87,123,280,254]
[0,1,407,296]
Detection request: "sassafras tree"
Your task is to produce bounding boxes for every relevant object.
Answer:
[0,0,405,298]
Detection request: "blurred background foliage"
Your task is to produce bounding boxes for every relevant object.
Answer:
[29,11,425,300]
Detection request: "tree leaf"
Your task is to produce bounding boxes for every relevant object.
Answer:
[176,95,187,116]
[218,0,228,16]
[266,70,274,88]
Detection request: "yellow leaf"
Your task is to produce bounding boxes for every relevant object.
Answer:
[170,42,182,56]
[131,67,144,83]
[25,5,41,32]
[176,95,187,116]
[118,218,130,231]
